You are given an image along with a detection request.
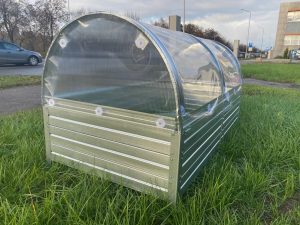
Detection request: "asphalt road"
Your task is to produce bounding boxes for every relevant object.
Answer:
[244,78,300,90]
[0,63,44,76]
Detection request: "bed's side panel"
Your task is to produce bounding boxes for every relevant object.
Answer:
[178,85,241,194]
[223,87,241,137]
[43,97,177,198]
[179,96,226,193]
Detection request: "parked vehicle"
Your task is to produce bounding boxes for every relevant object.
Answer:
[289,49,300,60]
[261,52,268,58]
[238,51,245,59]
[0,41,42,66]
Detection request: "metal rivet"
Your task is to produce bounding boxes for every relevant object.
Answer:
[59,37,68,48]
[48,99,55,107]
[156,118,166,128]
[95,107,103,116]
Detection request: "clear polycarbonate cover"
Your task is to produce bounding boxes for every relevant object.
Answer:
[202,39,242,91]
[43,14,177,116]
[43,13,242,117]
[143,24,223,113]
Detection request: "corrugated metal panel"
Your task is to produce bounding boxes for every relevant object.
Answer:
[180,132,222,192]
[182,109,224,163]
[179,87,241,193]
[45,97,176,129]
[49,126,170,166]
[47,107,173,141]
[223,89,241,136]
[179,97,225,192]
[51,153,169,196]
[44,98,177,195]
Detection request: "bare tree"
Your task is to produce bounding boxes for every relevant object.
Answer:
[0,0,26,42]
[34,0,68,52]
[203,28,233,50]
[124,11,140,21]
[152,18,233,50]
[19,3,39,49]
[71,8,89,19]
[184,23,204,37]
[153,17,168,29]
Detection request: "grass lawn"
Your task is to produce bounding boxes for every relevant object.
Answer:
[0,76,41,89]
[0,85,299,224]
[242,63,300,84]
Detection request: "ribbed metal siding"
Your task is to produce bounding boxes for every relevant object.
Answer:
[179,98,225,192]
[44,97,177,195]
[223,88,241,136]
[179,86,241,193]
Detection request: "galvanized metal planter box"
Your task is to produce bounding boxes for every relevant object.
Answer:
[42,13,242,202]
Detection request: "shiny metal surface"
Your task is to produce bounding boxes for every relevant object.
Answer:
[43,98,176,197]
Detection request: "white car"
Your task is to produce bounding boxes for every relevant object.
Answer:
[290,49,300,60]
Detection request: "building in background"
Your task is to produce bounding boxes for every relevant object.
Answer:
[273,1,300,57]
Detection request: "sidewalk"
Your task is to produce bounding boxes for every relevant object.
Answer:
[0,85,41,115]
[243,78,300,90]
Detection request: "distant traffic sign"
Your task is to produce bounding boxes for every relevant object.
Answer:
[248,42,253,52]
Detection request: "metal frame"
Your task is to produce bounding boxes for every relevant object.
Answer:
[42,12,242,203]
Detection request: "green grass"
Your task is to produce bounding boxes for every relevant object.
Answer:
[242,63,300,84]
[0,76,41,89]
[0,85,299,225]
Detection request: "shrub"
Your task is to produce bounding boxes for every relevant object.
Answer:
[283,48,289,59]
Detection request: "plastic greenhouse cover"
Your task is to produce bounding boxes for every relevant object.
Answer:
[43,14,241,117]
[144,24,224,113]
[201,39,242,91]
[43,14,177,117]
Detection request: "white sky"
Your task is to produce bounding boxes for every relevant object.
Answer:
[67,0,299,49]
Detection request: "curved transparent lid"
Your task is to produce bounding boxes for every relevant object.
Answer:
[43,14,177,117]
[43,13,242,118]
[144,24,223,113]
[202,40,242,91]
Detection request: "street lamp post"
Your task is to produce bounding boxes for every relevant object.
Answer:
[68,0,71,21]
[183,0,186,33]
[241,9,251,59]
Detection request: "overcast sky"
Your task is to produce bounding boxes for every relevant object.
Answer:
[69,0,298,49]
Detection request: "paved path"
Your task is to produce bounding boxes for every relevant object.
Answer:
[0,85,41,115]
[240,59,300,65]
[0,63,43,76]
[243,78,300,90]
